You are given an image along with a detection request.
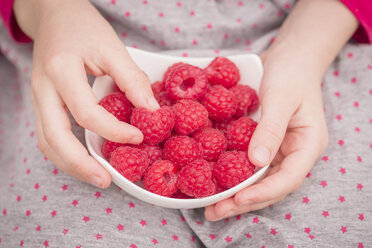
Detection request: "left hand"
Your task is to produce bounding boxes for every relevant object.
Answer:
[205,45,329,221]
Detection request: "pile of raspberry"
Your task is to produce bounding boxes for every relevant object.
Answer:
[99,57,259,198]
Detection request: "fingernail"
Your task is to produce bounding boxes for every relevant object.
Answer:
[147,96,160,110]
[130,135,143,144]
[252,145,270,165]
[90,176,104,188]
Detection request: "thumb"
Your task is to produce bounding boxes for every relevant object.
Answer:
[248,89,296,167]
[103,47,160,111]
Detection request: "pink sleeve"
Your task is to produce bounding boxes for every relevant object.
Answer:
[341,0,372,44]
[0,0,32,43]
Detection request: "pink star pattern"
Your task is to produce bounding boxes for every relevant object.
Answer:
[359,213,364,221]
[140,220,147,226]
[105,207,112,214]
[270,228,277,235]
[62,229,69,235]
[340,226,347,234]
[339,196,346,203]
[285,213,292,220]
[95,192,102,199]
[209,234,216,240]
[51,210,57,217]
[43,240,49,247]
[357,183,364,190]
[322,211,329,218]
[96,234,102,240]
[83,216,90,223]
[129,244,137,248]
[172,235,178,241]
[304,227,311,234]
[161,219,167,226]
[117,224,124,231]
[339,167,346,175]
[72,200,78,207]
[252,217,259,223]
[225,236,232,242]
[128,202,135,208]
[320,181,328,188]
[245,232,252,238]
[152,239,158,245]
[302,196,309,204]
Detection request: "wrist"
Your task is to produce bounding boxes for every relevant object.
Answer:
[263,0,358,77]
[13,0,90,39]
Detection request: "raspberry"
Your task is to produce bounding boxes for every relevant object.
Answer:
[163,62,185,82]
[113,83,122,93]
[163,136,203,167]
[152,81,175,107]
[226,117,257,151]
[101,139,124,160]
[205,57,240,88]
[193,128,227,162]
[201,85,237,121]
[134,144,163,165]
[164,63,208,100]
[177,159,216,198]
[130,106,175,145]
[230,85,259,117]
[99,91,133,122]
[247,88,259,114]
[151,81,165,95]
[154,91,175,107]
[143,160,178,197]
[110,146,149,182]
[203,118,213,129]
[172,100,209,135]
[212,177,228,194]
[213,117,236,134]
[171,190,192,199]
[214,151,255,188]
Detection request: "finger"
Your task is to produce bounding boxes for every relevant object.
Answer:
[45,56,143,144]
[248,85,298,167]
[235,146,317,206]
[205,196,284,221]
[32,77,112,188]
[101,46,160,111]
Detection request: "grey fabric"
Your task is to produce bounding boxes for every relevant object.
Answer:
[0,0,371,247]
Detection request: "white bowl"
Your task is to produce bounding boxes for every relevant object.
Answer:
[85,47,269,209]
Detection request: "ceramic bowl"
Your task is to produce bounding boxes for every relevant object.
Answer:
[85,47,269,209]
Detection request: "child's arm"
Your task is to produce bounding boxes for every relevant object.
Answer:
[14,0,160,188]
[205,0,359,221]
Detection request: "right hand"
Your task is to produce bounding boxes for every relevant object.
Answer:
[14,0,159,188]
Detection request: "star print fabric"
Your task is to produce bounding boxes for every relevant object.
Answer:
[0,1,372,247]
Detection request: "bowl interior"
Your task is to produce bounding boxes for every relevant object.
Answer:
[85,47,269,209]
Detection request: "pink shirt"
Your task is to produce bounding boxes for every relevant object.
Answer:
[1,0,372,44]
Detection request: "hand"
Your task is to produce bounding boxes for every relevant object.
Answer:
[205,46,328,221]
[204,0,358,221]
[14,0,159,188]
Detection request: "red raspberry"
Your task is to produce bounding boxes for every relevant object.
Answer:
[214,151,255,188]
[177,159,216,198]
[247,88,259,114]
[163,136,203,168]
[151,81,165,95]
[99,92,133,122]
[154,91,175,107]
[134,144,163,165]
[164,63,208,100]
[113,83,122,92]
[205,57,240,88]
[193,128,227,162]
[226,117,257,151]
[230,85,259,117]
[110,146,149,182]
[130,106,175,145]
[212,177,228,194]
[163,62,185,82]
[201,85,237,121]
[203,118,213,129]
[143,160,178,197]
[213,117,237,134]
[172,100,209,135]
[171,190,192,199]
[101,139,124,160]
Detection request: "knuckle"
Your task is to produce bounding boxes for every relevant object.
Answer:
[43,52,76,77]
[74,109,94,127]
[262,121,285,146]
